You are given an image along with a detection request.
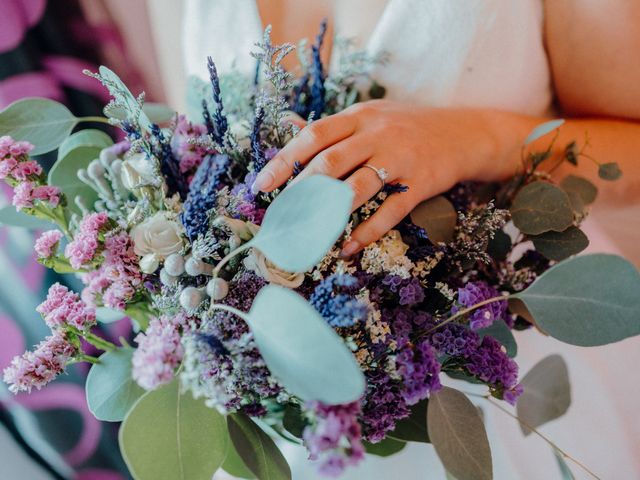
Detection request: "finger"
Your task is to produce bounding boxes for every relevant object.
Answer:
[341,190,417,257]
[252,114,356,193]
[280,111,307,130]
[292,134,375,184]
[344,162,394,211]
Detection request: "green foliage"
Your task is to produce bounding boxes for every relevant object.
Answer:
[513,254,640,346]
[282,403,307,438]
[0,98,78,155]
[428,387,492,480]
[516,355,571,436]
[227,413,291,480]
[409,195,457,244]
[221,440,256,479]
[95,307,127,324]
[478,320,517,357]
[247,285,366,404]
[249,175,353,272]
[364,437,407,457]
[119,379,228,480]
[598,162,622,181]
[510,182,574,235]
[388,398,430,443]
[530,227,589,261]
[97,66,152,131]
[560,175,598,205]
[524,119,565,146]
[0,205,55,229]
[85,348,144,422]
[553,450,576,480]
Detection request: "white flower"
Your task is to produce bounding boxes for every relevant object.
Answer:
[131,212,184,260]
[121,153,157,190]
[379,230,409,259]
[243,248,305,288]
[139,253,160,274]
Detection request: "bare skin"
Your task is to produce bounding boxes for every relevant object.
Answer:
[255,0,640,256]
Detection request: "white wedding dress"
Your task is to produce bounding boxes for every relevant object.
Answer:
[180,1,640,478]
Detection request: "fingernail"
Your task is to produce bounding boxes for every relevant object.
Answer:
[340,240,360,258]
[251,171,274,194]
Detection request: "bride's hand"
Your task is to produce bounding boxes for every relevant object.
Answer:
[251,100,513,256]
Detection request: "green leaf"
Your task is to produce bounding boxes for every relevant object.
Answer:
[510,182,574,235]
[478,320,517,357]
[119,379,228,480]
[530,227,589,261]
[560,175,598,205]
[222,440,256,479]
[524,119,565,146]
[56,128,113,160]
[388,399,430,443]
[410,195,457,244]
[85,348,144,422]
[250,175,353,272]
[427,387,492,480]
[247,285,365,404]
[513,254,640,346]
[0,98,78,155]
[108,102,175,124]
[516,355,571,436]
[98,66,152,131]
[96,307,127,324]
[598,162,622,181]
[227,413,291,480]
[282,403,307,439]
[553,450,576,480]
[0,205,55,230]
[364,437,407,457]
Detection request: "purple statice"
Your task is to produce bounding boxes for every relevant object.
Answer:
[181,153,230,240]
[12,182,60,211]
[132,314,186,390]
[3,333,77,393]
[36,283,96,331]
[34,230,63,259]
[151,123,188,200]
[309,19,328,117]
[387,308,413,347]
[65,212,111,269]
[360,370,410,443]
[310,274,368,328]
[455,281,507,330]
[205,57,228,145]
[466,336,522,405]
[395,339,441,405]
[430,323,480,357]
[303,401,365,477]
[398,278,425,306]
[383,182,409,194]
[171,115,210,179]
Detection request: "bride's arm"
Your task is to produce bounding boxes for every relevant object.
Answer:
[252,1,640,256]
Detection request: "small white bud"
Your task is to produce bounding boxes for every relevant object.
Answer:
[206,278,229,300]
[159,268,179,286]
[179,287,206,310]
[100,148,118,166]
[87,159,106,180]
[139,253,160,274]
[164,253,186,276]
[228,234,242,250]
[185,257,214,276]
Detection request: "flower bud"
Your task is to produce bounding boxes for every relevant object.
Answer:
[139,253,160,274]
[100,148,118,166]
[206,278,229,301]
[159,268,179,286]
[121,153,157,190]
[164,253,186,276]
[185,257,214,276]
[179,287,206,310]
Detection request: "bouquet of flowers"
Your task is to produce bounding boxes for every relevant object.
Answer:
[1,24,638,480]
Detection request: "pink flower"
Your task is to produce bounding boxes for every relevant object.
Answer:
[0,136,33,159]
[132,315,185,390]
[64,212,111,269]
[0,157,17,179]
[11,160,42,181]
[3,333,77,394]
[36,283,96,330]
[34,230,64,258]
[171,115,209,176]
[12,182,60,210]
[80,211,109,234]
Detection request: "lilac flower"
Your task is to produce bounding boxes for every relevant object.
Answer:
[303,401,365,477]
[395,339,442,405]
[36,283,96,331]
[455,281,507,330]
[34,230,64,259]
[310,274,368,328]
[3,333,77,393]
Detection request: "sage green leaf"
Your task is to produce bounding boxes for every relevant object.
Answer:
[96,307,127,324]
[250,175,353,273]
[247,285,365,404]
[510,182,574,235]
[85,348,144,422]
[119,379,228,480]
[227,413,291,480]
[478,320,517,357]
[364,437,407,457]
[516,355,571,436]
[108,103,175,124]
[0,98,78,155]
[222,440,256,479]
[598,162,622,181]
[410,195,457,244]
[560,175,597,205]
[530,227,589,261]
[553,450,576,480]
[282,404,307,439]
[524,119,565,146]
[427,387,492,480]
[98,66,152,131]
[446,472,459,480]
[513,254,640,346]
[0,205,55,229]
[388,399,430,443]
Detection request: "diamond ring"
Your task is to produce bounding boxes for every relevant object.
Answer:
[361,164,389,190]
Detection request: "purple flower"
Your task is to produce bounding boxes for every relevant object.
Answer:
[455,281,506,330]
[310,275,368,328]
[396,339,442,405]
[430,323,480,357]
[398,278,425,306]
[361,370,410,443]
[466,336,520,397]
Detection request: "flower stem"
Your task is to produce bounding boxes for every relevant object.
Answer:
[212,242,252,277]
[423,295,510,335]
[82,331,117,351]
[77,354,101,364]
[209,303,249,321]
[79,116,113,125]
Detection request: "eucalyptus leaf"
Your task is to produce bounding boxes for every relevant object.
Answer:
[282,403,307,439]
[119,379,228,480]
[516,355,571,436]
[410,195,457,244]
[227,413,291,480]
[598,162,622,181]
[108,103,176,124]
[553,450,576,480]
[249,175,353,273]
[85,348,144,422]
[222,440,256,479]
[246,285,365,404]
[478,320,517,357]
[530,227,589,261]
[513,254,640,346]
[427,387,492,480]
[510,182,574,235]
[388,399,430,443]
[364,437,407,457]
[560,175,597,205]
[524,119,565,146]
[56,128,112,160]
[0,205,55,230]
[98,66,152,131]
[0,98,78,155]
[96,307,127,324]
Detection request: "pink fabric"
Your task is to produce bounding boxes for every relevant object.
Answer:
[0,72,64,108]
[0,0,46,53]
[42,56,111,102]
[0,315,26,369]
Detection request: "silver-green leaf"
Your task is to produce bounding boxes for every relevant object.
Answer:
[510,182,574,235]
[524,119,565,146]
[410,195,457,244]
[0,205,55,230]
[530,227,589,261]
